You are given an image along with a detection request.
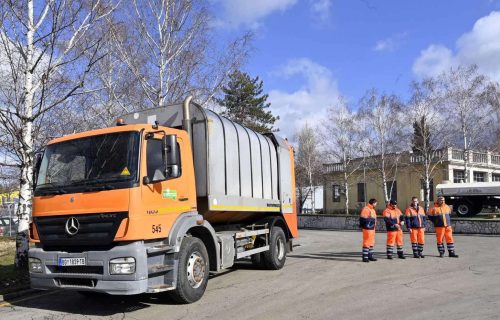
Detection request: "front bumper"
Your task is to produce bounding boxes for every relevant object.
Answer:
[29,241,149,295]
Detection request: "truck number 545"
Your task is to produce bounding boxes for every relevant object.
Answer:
[152,224,162,233]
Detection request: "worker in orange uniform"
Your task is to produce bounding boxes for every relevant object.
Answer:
[428,196,459,258]
[383,200,406,259]
[359,198,378,263]
[405,197,427,258]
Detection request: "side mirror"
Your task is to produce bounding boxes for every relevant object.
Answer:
[163,134,180,178]
[33,153,43,189]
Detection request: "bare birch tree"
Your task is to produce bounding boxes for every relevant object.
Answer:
[295,123,322,214]
[407,78,451,211]
[359,89,407,203]
[439,65,496,182]
[322,97,364,214]
[113,0,251,109]
[0,0,118,268]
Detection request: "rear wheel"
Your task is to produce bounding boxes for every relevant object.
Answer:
[169,237,209,304]
[455,201,478,217]
[261,227,287,270]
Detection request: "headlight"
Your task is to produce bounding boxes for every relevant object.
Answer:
[29,257,43,273]
[109,257,136,275]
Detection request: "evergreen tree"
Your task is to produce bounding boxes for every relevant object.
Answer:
[412,116,432,154]
[217,70,279,133]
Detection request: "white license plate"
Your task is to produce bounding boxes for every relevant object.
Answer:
[58,257,86,266]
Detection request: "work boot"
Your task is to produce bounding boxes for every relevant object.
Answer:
[439,252,444,258]
[397,252,406,259]
[419,252,425,258]
[413,253,420,259]
[362,257,369,262]
[387,255,393,260]
[449,251,459,258]
[368,254,377,261]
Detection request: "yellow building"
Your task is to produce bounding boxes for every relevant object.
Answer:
[323,148,500,214]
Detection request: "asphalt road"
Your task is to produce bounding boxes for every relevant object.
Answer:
[1,230,499,320]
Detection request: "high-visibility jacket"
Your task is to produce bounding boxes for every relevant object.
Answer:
[382,206,403,231]
[428,203,452,227]
[359,204,377,230]
[405,206,426,228]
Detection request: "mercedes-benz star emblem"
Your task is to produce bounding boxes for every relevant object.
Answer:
[65,217,80,236]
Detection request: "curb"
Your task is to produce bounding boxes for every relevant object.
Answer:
[0,288,38,303]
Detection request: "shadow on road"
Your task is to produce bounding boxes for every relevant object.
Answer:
[289,251,365,263]
[5,263,264,316]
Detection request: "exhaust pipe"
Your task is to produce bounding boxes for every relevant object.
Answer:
[182,95,193,145]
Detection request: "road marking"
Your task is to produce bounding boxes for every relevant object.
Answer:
[0,290,59,308]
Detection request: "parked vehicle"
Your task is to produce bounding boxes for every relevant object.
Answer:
[29,97,297,303]
[0,216,18,237]
[436,182,500,217]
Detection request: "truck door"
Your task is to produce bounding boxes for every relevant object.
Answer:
[140,134,193,239]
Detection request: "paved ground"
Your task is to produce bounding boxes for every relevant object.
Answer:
[1,230,499,320]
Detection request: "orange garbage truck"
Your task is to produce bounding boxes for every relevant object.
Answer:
[28,96,297,303]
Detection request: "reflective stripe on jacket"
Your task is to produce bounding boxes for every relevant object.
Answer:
[405,206,426,228]
[360,204,377,230]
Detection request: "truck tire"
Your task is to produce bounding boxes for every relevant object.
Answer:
[455,201,475,217]
[261,227,287,270]
[169,237,209,304]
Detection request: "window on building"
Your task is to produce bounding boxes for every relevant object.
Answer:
[385,181,397,202]
[420,179,434,202]
[493,174,500,182]
[332,185,341,202]
[473,171,486,182]
[453,170,465,183]
[357,183,366,203]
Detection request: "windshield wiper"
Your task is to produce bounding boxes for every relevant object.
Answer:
[84,184,116,192]
[36,182,69,195]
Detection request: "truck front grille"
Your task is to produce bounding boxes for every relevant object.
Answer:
[34,212,128,250]
[48,266,104,275]
[56,278,97,288]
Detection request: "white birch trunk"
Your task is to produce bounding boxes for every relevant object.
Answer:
[343,174,349,215]
[15,0,35,268]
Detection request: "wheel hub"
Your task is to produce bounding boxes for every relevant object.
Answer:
[187,251,205,288]
[276,237,285,260]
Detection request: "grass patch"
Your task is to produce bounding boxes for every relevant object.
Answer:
[0,237,30,295]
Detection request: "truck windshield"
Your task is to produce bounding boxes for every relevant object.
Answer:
[35,131,140,195]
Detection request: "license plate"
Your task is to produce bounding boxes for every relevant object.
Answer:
[58,257,86,266]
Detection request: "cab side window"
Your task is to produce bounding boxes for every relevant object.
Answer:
[146,139,166,182]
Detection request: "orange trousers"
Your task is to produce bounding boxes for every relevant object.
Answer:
[435,226,454,244]
[362,229,375,248]
[410,228,425,244]
[387,230,403,246]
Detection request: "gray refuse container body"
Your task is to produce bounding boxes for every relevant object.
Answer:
[121,102,294,222]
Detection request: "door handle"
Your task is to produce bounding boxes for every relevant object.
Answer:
[179,197,189,201]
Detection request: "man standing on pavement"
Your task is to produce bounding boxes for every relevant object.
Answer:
[383,200,406,259]
[360,198,378,263]
[428,196,459,258]
[405,197,427,258]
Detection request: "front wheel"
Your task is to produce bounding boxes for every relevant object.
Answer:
[169,237,209,304]
[262,227,287,270]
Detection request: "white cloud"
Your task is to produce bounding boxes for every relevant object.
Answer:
[310,0,333,25]
[372,32,408,52]
[413,11,500,81]
[213,0,297,29]
[268,58,341,142]
[413,45,455,78]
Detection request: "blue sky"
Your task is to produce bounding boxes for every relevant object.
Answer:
[211,0,500,139]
